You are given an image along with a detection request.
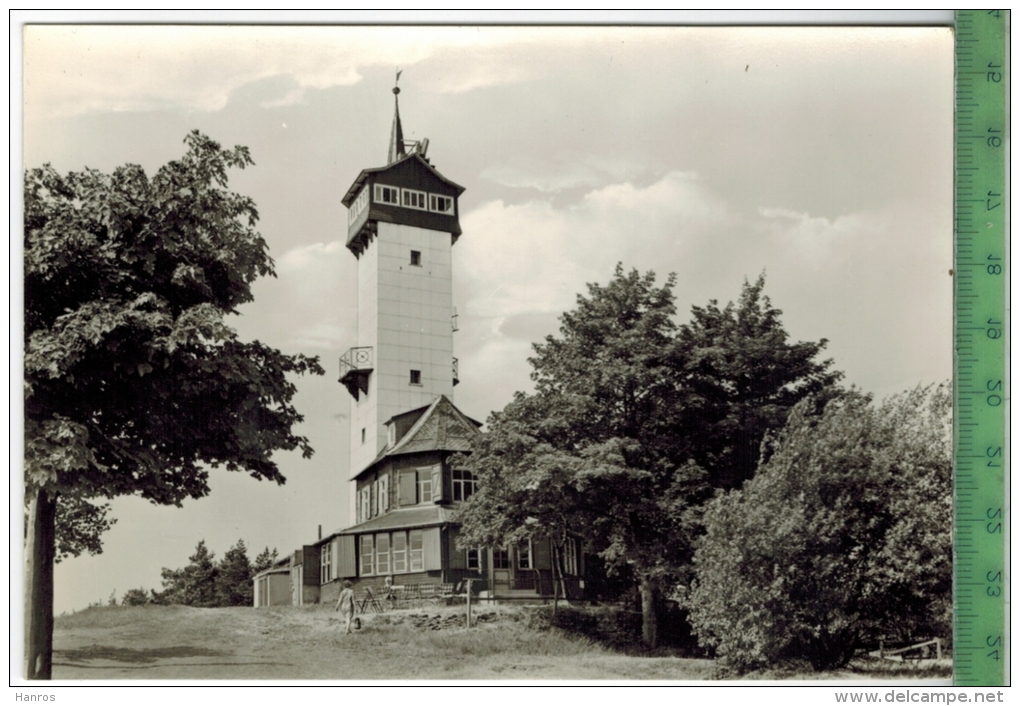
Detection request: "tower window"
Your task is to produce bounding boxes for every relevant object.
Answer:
[410,250,421,266]
[410,370,421,385]
[402,188,427,210]
[361,428,366,444]
[375,184,399,204]
[429,194,454,214]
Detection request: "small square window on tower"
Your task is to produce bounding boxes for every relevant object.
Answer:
[410,370,421,385]
[410,250,421,266]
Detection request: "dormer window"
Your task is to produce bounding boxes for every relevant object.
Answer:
[387,422,396,448]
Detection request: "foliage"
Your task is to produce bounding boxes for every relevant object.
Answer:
[458,266,710,646]
[677,273,842,490]
[24,129,323,514]
[686,384,952,671]
[53,495,117,563]
[155,540,219,607]
[23,130,323,678]
[215,540,254,607]
[459,267,842,648]
[120,588,151,606]
[251,546,280,574]
[152,539,268,607]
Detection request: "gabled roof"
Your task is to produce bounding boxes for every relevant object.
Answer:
[338,505,454,535]
[388,395,482,456]
[341,152,466,206]
[352,395,482,482]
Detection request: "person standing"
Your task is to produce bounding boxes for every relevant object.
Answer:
[335,580,356,634]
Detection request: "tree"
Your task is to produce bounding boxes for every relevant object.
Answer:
[215,539,254,607]
[23,131,324,678]
[53,495,117,562]
[251,546,280,574]
[686,385,952,671]
[154,540,219,607]
[677,274,842,489]
[459,266,709,646]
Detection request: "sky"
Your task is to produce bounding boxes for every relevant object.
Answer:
[17,19,954,615]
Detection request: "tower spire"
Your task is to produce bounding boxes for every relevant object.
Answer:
[387,71,406,165]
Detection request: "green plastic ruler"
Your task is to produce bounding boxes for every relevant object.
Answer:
[953,9,1008,687]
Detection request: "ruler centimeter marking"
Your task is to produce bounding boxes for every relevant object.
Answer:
[953,10,1007,687]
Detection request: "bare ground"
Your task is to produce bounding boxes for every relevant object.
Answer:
[51,604,951,682]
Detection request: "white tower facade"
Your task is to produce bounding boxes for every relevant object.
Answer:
[340,85,465,521]
[349,221,455,475]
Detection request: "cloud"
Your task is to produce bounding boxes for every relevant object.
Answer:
[458,170,731,317]
[22,25,568,120]
[237,240,353,352]
[756,206,884,264]
[451,170,733,414]
[481,154,647,193]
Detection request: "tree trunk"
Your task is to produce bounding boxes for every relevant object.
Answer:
[25,486,57,680]
[638,575,659,649]
[551,543,558,617]
[553,540,568,604]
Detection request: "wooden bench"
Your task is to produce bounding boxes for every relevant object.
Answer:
[418,584,439,605]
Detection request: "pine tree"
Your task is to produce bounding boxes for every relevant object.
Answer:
[216,539,253,606]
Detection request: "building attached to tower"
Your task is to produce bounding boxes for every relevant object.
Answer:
[253,86,586,608]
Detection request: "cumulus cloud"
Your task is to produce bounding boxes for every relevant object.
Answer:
[458,170,730,321]
[756,206,884,263]
[237,240,353,352]
[450,170,734,414]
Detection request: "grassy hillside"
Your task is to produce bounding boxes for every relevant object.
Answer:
[52,604,950,681]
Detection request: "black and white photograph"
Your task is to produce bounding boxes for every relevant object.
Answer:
[17,13,963,689]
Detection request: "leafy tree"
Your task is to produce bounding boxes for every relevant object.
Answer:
[23,131,324,678]
[686,385,952,671]
[251,546,280,574]
[677,274,842,489]
[216,539,254,606]
[459,266,709,646]
[53,495,117,563]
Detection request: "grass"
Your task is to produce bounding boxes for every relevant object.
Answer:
[50,604,951,682]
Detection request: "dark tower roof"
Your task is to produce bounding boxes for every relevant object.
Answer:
[341,81,466,256]
[387,84,406,165]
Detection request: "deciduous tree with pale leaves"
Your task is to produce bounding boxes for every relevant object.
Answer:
[686,384,952,671]
[23,131,323,678]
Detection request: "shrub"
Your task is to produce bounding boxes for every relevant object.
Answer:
[120,588,151,606]
[686,386,951,671]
